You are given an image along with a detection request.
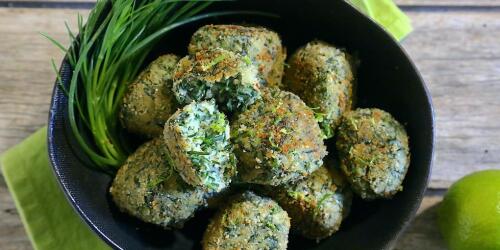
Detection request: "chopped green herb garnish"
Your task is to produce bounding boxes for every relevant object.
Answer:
[210,114,227,133]
[202,53,227,70]
[146,176,166,189]
[354,156,370,166]
[271,158,280,169]
[273,115,284,125]
[279,128,289,134]
[350,118,358,130]
[314,112,325,123]
[317,193,334,208]
[188,151,210,155]
[287,190,301,200]
[243,55,252,66]
[265,221,277,230]
[268,134,279,150]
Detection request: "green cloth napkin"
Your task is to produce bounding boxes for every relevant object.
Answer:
[351,0,413,40]
[0,1,411,249]
[0,128,110,250]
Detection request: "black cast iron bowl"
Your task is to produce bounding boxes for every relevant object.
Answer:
[48,0,434,249]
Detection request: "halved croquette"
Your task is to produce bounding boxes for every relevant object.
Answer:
[189,24,286,88]
[172,48,261,112]
[163,100,237,192]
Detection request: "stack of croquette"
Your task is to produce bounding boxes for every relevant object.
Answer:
[110,24,410,249]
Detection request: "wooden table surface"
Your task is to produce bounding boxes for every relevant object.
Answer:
[1,0,499,249]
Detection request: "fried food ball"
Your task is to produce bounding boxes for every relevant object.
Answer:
[163,100,237,192]
[336,108,410,199]
[263,159,352,240]
[231,88,327,186]
[284,41,355,139]
[188,24,286,88]
[202,191,290,250]
[120,54,180,138]
[109,138,207,228]
[172,48,261,112]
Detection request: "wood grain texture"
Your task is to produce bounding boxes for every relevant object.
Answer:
[394,193,447,250]
[0,179,32,250]
[0,8,84,155]
[396,0,500,6]
[0,0,81,1]
[403,8,500,188]
[0,10,80,250]
[1,0,500,7]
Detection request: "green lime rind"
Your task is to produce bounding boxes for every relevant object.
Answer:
[437,170,500,250]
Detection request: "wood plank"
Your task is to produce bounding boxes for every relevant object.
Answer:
[0,2,94,10]
[0,10,81,248]
[396,0,500,6]
[2,0,93,1]
[0,180,32,250]
[1,0,500,7]
[393,193,447,250]
[0,8,85,156]
[402,9,500,188]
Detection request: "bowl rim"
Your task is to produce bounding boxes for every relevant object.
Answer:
[47,1,435,249]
